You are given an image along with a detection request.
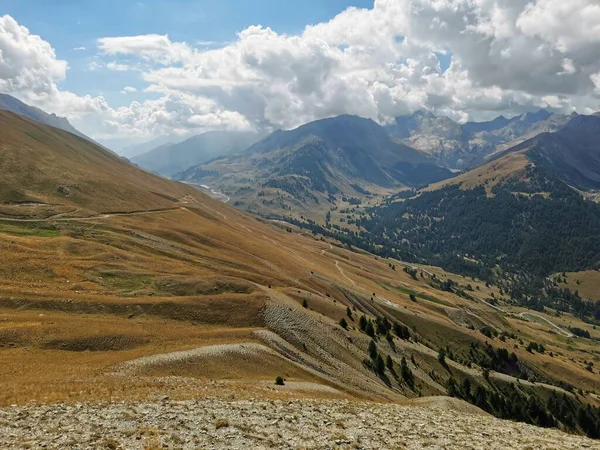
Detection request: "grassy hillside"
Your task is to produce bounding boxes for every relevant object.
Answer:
[1,112,600,437]
[0,110,200,216]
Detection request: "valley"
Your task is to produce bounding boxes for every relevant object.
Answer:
[2,1,600,447]
[1,105,600,446]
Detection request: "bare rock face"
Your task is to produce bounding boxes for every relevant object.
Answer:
[0,398,597,449]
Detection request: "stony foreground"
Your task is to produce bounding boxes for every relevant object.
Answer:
[0,397,598,449]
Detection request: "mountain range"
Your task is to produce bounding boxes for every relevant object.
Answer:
[131,130,262,177]
[176,115,453,215]
[119,134,187,160]
[387,109,575,169]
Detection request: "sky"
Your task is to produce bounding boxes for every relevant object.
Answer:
[1,0,600,150]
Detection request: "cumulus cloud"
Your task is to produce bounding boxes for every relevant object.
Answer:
[97,34,193,64]
[121,86,137,94]
[0,15,67,96]
[1,1,600,147]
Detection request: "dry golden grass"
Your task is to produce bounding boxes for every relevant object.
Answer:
[0,111,599,410]
[425,150,530,196]
[555,270,600,301]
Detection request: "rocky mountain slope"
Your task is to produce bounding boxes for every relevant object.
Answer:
[523,114,600,189]
[1,397,597,449]
[132,130,261,176]
[387,109,574,169]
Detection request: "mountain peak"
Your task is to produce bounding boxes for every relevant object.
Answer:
[520,109,552,123]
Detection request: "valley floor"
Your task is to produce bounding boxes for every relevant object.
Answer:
[1,395,597,449]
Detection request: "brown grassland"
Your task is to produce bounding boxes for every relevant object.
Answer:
[0,110,599,423]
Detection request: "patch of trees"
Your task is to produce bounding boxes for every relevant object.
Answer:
[403,266,418,280]
[526,342,546,354]
[464,341,521,377]
[569,327,591,339]
[359,166,600,280]
[447,379,600,437]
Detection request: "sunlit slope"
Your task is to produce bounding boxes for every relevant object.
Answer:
[0,110,199,215]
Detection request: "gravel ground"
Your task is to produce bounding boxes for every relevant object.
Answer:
[0,397,598,449]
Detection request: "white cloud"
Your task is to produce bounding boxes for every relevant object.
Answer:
[73,46,86,51]
[121,86,137,94]
[97,34,192,64]
[1,1,600,147]
[0,15,67,95]
[106,61,132,71]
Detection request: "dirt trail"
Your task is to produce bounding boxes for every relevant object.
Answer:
[334,260,356,286]
[0,207,182,223]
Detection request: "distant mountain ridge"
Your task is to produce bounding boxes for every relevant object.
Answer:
[0,93,96,144]
[119,135,188,159]
[132,130,262,177]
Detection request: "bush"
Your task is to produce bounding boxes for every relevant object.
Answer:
[438,348,447,366]
[215,418,229,429]
[339,317,348,329]
[275,376,285,386]
[359,315,368,331]
[302,299,308,308]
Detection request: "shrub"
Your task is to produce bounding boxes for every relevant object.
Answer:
[339,317,348,329]
[275,376,285,386]
[215,418,229,429]
[365,321,375,337]
[438,348,447,366]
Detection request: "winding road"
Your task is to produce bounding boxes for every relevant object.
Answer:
[518,312,574,338]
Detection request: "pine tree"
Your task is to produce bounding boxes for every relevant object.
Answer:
[368,340,378,359]
[386,355,394,370]
[400,357,414,387]
[359,315,368,331]
[375,354,385,374]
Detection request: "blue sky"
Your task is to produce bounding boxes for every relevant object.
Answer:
[3,0,374,107]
